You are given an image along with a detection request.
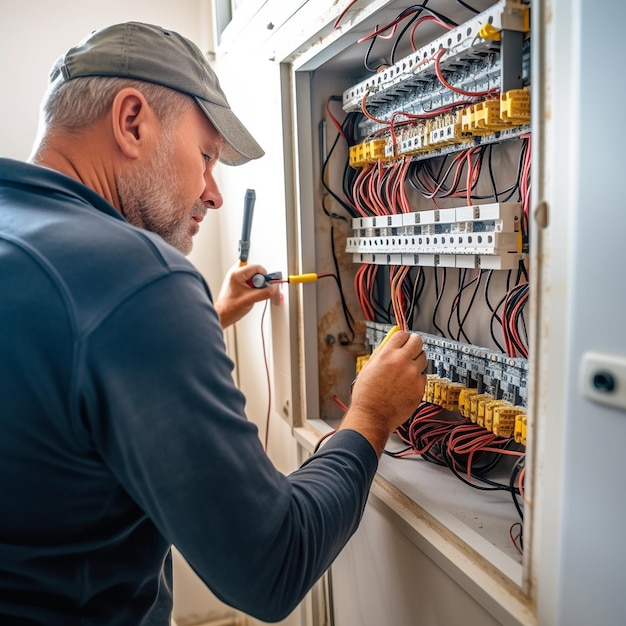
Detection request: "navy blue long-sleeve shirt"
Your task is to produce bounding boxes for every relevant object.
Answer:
[0,158,377,625]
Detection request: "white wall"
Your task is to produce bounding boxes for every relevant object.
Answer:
[0,0,213,160]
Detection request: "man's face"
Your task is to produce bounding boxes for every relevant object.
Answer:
[117,104,224,255]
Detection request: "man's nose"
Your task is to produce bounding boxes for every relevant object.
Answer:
[201,176,223,209]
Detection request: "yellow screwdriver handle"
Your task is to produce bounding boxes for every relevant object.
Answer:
[376,324,400,352]
[288,273,318,284]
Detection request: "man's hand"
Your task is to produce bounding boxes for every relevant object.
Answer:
[340,330,427,456]
[215,263,280,328]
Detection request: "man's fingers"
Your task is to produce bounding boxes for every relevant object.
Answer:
[412,349,425,362]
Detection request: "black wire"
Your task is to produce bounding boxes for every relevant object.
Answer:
[391,1,464,65]
[383,446,414,457]
[408,139,527,205]
[516,305,528,355]
[487,144,499,201]
[363,33,382,72]
[465,147,487,202]
[448,269,477,343]
[456,269,467,342]
[505,284,529,356]
[341,113,362,211]
[390,6,426,65]
[378,166,394,209]
[510,454,526,521]
[454,0,480,13]
[399,268,416,315]
[424,154,452,191]
[500,283,529,357]
[432,267,447,337]
[441,443,514,492]
[322,196,356,343]
[397,4,459,28]
[322,108,361,218]
[456,269,483,343]
[410,147,485,201]
[406,266,425,328]
[517,258,529,283]
[371,266,392,323]
[322,132,356,218]
[491,289,511,352]
[500,139,527,203]
[448,269,466,341]
[369,4,460,69]
[485,270,506,353]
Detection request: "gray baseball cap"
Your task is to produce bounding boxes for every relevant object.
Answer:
[49,21,264,166]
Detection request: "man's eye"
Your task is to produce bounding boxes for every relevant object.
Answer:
[203,154,212,163]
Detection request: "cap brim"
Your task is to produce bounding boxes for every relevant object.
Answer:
[195,97,265,166]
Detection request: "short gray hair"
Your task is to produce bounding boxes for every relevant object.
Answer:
[42,76,192,130]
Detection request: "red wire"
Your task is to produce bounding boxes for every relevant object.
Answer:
[434,48,499,98]
[354,264,375,320]
[353,164,375,217]
[332,395,350,412]
[518,465,526,502]
[410,15,453,52]
[326,99,346,139]
[510,522,523,554]
[333,0,359,29]
[260,300,271,451]
[357,8,421,43]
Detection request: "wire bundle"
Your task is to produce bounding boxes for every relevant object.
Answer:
[390,402,524,477]
[388,402,526,550]
[335,1,480,70]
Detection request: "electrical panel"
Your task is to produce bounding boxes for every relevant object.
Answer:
[214,0,626,621]
[289,0,532,586]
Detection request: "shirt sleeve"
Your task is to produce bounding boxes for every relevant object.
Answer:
[78,270,378,622]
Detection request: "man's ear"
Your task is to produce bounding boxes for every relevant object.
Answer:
[110,88,158,159]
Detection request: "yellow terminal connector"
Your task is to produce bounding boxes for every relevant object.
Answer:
[469,393,492,424]
[458,387,479,418]
[434,379,450,407]
[425,374,440,404]
[484,400,508,432]
[500,88,531,124]
[461,105,475,134]
[445,382,464,411]
[514,410,527,445]
[349,143,368,168]
[476,396,498,428]
[350,138,389,166]
[493,406,522,439]
[364,138,388,163]
[471,100,510,134]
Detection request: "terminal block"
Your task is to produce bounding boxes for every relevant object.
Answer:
[365,322,530,409]
[500,87,530,123]
[349,138,390,167]
[461,99,511,135]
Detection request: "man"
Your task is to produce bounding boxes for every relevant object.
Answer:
[0,22,427,625]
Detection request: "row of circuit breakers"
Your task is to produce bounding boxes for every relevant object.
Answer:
[347,201,524,270]
[342,0,530,271]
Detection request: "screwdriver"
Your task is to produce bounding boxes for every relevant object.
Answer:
[238,189,255,267]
